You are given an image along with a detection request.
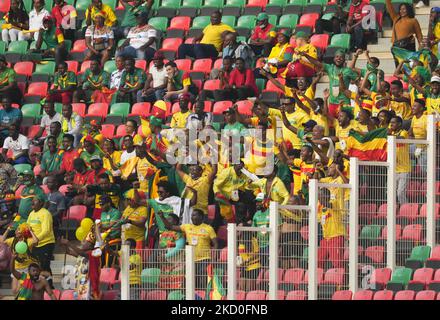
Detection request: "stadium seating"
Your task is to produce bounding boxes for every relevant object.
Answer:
[373,290,394,300]
[353,290,374,300]
[394,290,415,300]
[331,290,353,300]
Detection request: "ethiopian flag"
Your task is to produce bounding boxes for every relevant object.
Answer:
[205,264,226,300]
[391,47,433,72]
[346,127,388,161]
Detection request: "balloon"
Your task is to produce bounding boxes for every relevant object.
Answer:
[15,241,28,255]
[75,227,87,241]
[80,218,94,232]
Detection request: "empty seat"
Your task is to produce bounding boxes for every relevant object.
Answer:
[246,290,267,300]
[405,246,431,270]
[363,246,385,264]
[332,290,353,300]
[373,290,394,300]
[426,245,440,269]
[394,290,415,300]
[63,205,87,221]
[415,290,436,300]
[285,290,307,300]
[141,290,167,300]
[408,268,434,291]
[281,268,305,291]
[386,267,413,292]
[353,290,373,300]
[397,203,420,225]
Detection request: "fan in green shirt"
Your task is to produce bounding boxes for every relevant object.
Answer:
[80,135,104,166]
[17,171,47,221]
[33,16,68,65]
[120,0,152,29]
[116,58,146,104]
[99,195,122,241]
[74,59,110,103]
[40,136,64,180]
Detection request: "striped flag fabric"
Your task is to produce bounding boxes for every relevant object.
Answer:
[346,127,388,161]
[205,264,226,300]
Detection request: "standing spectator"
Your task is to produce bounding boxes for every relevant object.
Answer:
[74,60,110,104]
[85,0,117,28]
[98,194,122,267]
[45,175,66,236]
[213,57,258,101]
[84,13,115,67]
[388,80,411,122]
[137,51,167,103]
[116,57,147,104]
[38,135,63,183]
[1,0,29,43]
[117,12,157,61]
[17,170,47,221]
[0,96,22,145]
[2,123,30,165]
[33,16,68,66]
[428,8,440,57]
[0,55,23,104]
[186,101,213,132]
[284,31,317,80]
[60,104,83,147]
[386,0,423,64]
[163,61,197,102]
[248,12,276,57]
[346,0,370,50]
[222,32,255,69]
[170,94,192,129]
[118,0,153,38]
[27,195,56,282]
[86,173,122,219]
[427,76,440,114]
[110,56,125,90]
[51,0,77,40]
[177,11,235,60]
[59,134,80,174]
[18,0,49,41]
[121,190,148,242]
[409,99,428,165]
[315,4,346,35]
[47,62,77,105]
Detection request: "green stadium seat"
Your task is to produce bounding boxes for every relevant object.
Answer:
[104,60,117,74]
[102,0,118,9]
[0,41,6,55]
[182,0,203,6]
[267,0,288,6]
[256,78,266,93]
[237,36,247,42]
[236,15,256,29]
[156,0,181,17]
[405,246,431,270]
[7,40,28,54]
[360,225,381,246]
[29,41,48,50]
[168,290,185,300]
[54,103,63,114]
[76,0,92,11]
[14,164,32,175]
[386,267,413,292]
[21,104,42,119]
[34,61,56,75]
[148,17,169,32]
[278,14,298,29]
[268,15,278,26]
[141,268,161,285]
[191,16,211,29]
[328,33,351,50]
[44,0,53,11]
[224,0,245,6]
[23,0,33,12]
[309,0,326,5]
[204,0,224,7]
[289,0,306,5]
[221,16,236,28]
[105,103,131,124]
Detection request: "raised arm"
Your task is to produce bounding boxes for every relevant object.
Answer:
[10,254,23,280]
[280,107,298,134]
[157,211,182,232]
[385,0,398,22]
[297,50,323,71]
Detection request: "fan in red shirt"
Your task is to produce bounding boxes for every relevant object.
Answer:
[249,13,277,57]
[69,158,94,205]
[51,0,77,40]
[59,133,80,174]
[346,0,371,50]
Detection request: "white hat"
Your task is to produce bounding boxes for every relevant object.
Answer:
[431,76,440,83]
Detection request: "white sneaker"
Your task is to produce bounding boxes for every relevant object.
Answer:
[415,1,426,8]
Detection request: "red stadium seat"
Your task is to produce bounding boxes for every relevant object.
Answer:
[282,269,305,288]
[100,268,118,286]
[246,290,267,300]
[101,290,119,300]
[101,124,116,139]
[397,203,419,224]
[71,39,87,52]
[129,102,151,118]
[168,16,192,30]
[72,103,86,117]
[17,82,26,96]
[408,268,434,289]
[79,60,92,74]
[370,268,392,290]
[142,290,167,300]
[174,59,192,73]
[375,203,388,221]
[236,290,246,300]
[27,125,41,139]
[33,164,42,176]
[60,290,75,300]
[203,79,221,91]
[364,246,385,264]
[213,58,222,70]
[44,289,61,300]
[212,101,233,114]
[300,225,308,240]
[235,100,253,116]
[207,204,216,220]
[184,37,194,44]
[25,82,48,97]
[401,224,423,241]
[14,61,34,77]
[303,268,324,285]
[415,290,436,300]
[59,184,70,195]
[161,38,184,51]
[258,269,285,288]
[115,124,127,138]
[353,290,373,300]
[419,203,440,218]
[394,290,415,300]
[373,290,394,300]
[66,60,79,74]
[285,290,307,300]
[322,268,344,286]
[0,0,10,13]
[219,247,228,262]
[15,185,25,198]
[263,78,285,94]
[380,224,402,240]
[40,184,50,194]
[192,59,213,74]
[332,290,353,300]
[64,205,87,221]
[135,59,147,71]
[310,34,330,52]
[246,0,268,7]
[296,13,320,30]
[86,103,109,118]
[359,203,377,224]
[192,79,203,93]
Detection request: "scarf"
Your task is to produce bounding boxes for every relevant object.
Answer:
[155,196,193,225]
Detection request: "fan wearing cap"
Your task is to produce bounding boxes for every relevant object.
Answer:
[16,170,47,222]
[80,135,104,166]
[84,12,114,67]
[18,0,49,42]
[249,13,276,57]
[88,155,113,185]
[427,76,440,115]
[145,116,170,162]
[170,93,192,129]
[32,15,68,66]
[80,120,104,147]
[261,29,293,77]
[283,31,317,79]
[117,11,157,61]
[115,57,147,104]
[138,51,167,103]
[85,0,117,28]
[0,55,22,104]
[121,189,148,242]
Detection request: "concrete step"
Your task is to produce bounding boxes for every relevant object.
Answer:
[383,29,429,38]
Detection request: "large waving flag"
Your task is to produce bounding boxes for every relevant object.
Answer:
[346,127,388,161]
[391,47,433,72]
[205,264,226,300]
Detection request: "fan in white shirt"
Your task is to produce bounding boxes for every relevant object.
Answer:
[2,124,29,163]
[18,0,49,41]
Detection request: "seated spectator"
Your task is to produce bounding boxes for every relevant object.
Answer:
[248,13,276,57]
[68,158,93,205]
[222,32,255,69]
[201,56,234,101]
[0,55,23,104]
[315,4,346,35]
[42,121,63,152]
[84,12,115,67]
[115,57,147,104]
[117,0,153,38]
[51,0,77,40]
[34,102,62,142]
[186,101,213,132]
[170,94,192,129]
[33,16,68,66]
[74,59,110,104]
[259,29,293,78]
[2,123,30,165]
[47,62,77,105]
[81,135,104,165]
[58,134,79,176]
[88,155,112,184]
[110,56,125,90]
[137,51,167,103]
[177,11,235,60]
[1,0,29,43]
[346,0,370,51]
[163,61,198,102]
[284,32,317,81]
[60,104,83,147]
[17,169,47,221]
[102,138,122,174]
[18,0,49,41]
[0,96,22,145]
[80,120,104,147]
[38,135,63,184]
[85,0,117,28]
[117,12,157,61]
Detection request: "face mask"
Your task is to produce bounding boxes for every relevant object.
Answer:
[260,23,267,29]
[366,63,377,72]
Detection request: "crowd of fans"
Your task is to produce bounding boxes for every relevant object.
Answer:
[0,0,438,300]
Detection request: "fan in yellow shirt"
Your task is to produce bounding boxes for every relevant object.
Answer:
[170,94,192,128]
[333,108,363,153]
[121,190,149,242]
[85,1,117,27]
[409,99,428,140]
